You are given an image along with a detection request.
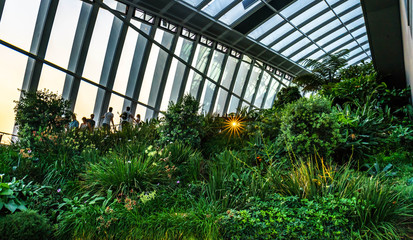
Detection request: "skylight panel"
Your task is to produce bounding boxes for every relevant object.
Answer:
[340,41,358,52]
[316,28,346,46]
[346,18,364,30]
[348,47,363,57]
[219,0,262,25]
[307,50,325,61]
[300,11,335,33]
[271,31,302,50]
[333,0,360,15]
[308,19,340,40]
[357,35,368,44]
[248,14,284,39]
[290,2,327,26]
[290,44,318,61]
[348,54,366,66]
[339,8,363,23]
[326,0,343,5]
[261,23,293,45]
[180,0,205,7]
[280,0,317,19]
[281,38,311,57]
[202,0,237,17]
[324,34,353,52]
[351,27,366,38]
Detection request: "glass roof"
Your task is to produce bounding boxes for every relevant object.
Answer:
[178,0,372,67]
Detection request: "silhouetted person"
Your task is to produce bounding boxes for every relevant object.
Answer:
[87,114,95,131]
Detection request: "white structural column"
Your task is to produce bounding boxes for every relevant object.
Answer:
[21,0,59,92]
[62,0,100,109]
[249,67,265,110]
[93,4,134,123]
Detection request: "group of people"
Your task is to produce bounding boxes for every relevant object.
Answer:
[68,106,141,132]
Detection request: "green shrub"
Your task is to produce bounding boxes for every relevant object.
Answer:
[220,194,355,240]
[0,210,52,240]
[14,89,71,141]
[272,86,302,109]
[158,94,203,148]
[279,97,343,158]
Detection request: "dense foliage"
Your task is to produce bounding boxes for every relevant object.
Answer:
[158,94,203,148]
[14,89,72,139]
[279,97,343,157]
[1,61,412,239]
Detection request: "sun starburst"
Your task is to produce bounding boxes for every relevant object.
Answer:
[223,115,245,138]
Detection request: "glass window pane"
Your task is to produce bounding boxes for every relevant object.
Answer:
[140,30,174,107]
[261,23,293,46]
[253,72,271,107]
[281,38,311,57]
[113,27,139,94]
[83,7,114,83]
[0,45,27,141]
[207,50,225,82]
[45,0,82,68]
[308,20,340,40]
[213,88,228,115]
[301,11,335,34]
[228,95,240,113]
[200,80,216,113]
[38,65,66,95]
[220,56,238,89]
[181,0,205,7]
[280,0,317,19]
[317,28,346,46]
[324,34,352,52]
[290,2,327,26]
[192,44,211,71]
[0,0,41,51]
[162,38,194,110]
[346,18,364,31]
[290,44,318,61]
[264,78,280,108]
[243,66,261,102]
[348,54,366,66]
[74,81,98,126]
[307,50,325,61]
[108,94,125,129]
[202,0,237,17]
[185,70,203,97]
[233,61,250,96]
[339,8,363,23]
[248,14,284,39]
[219,1,262,25]
[272,31,302,50]
[333,0,359,15]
